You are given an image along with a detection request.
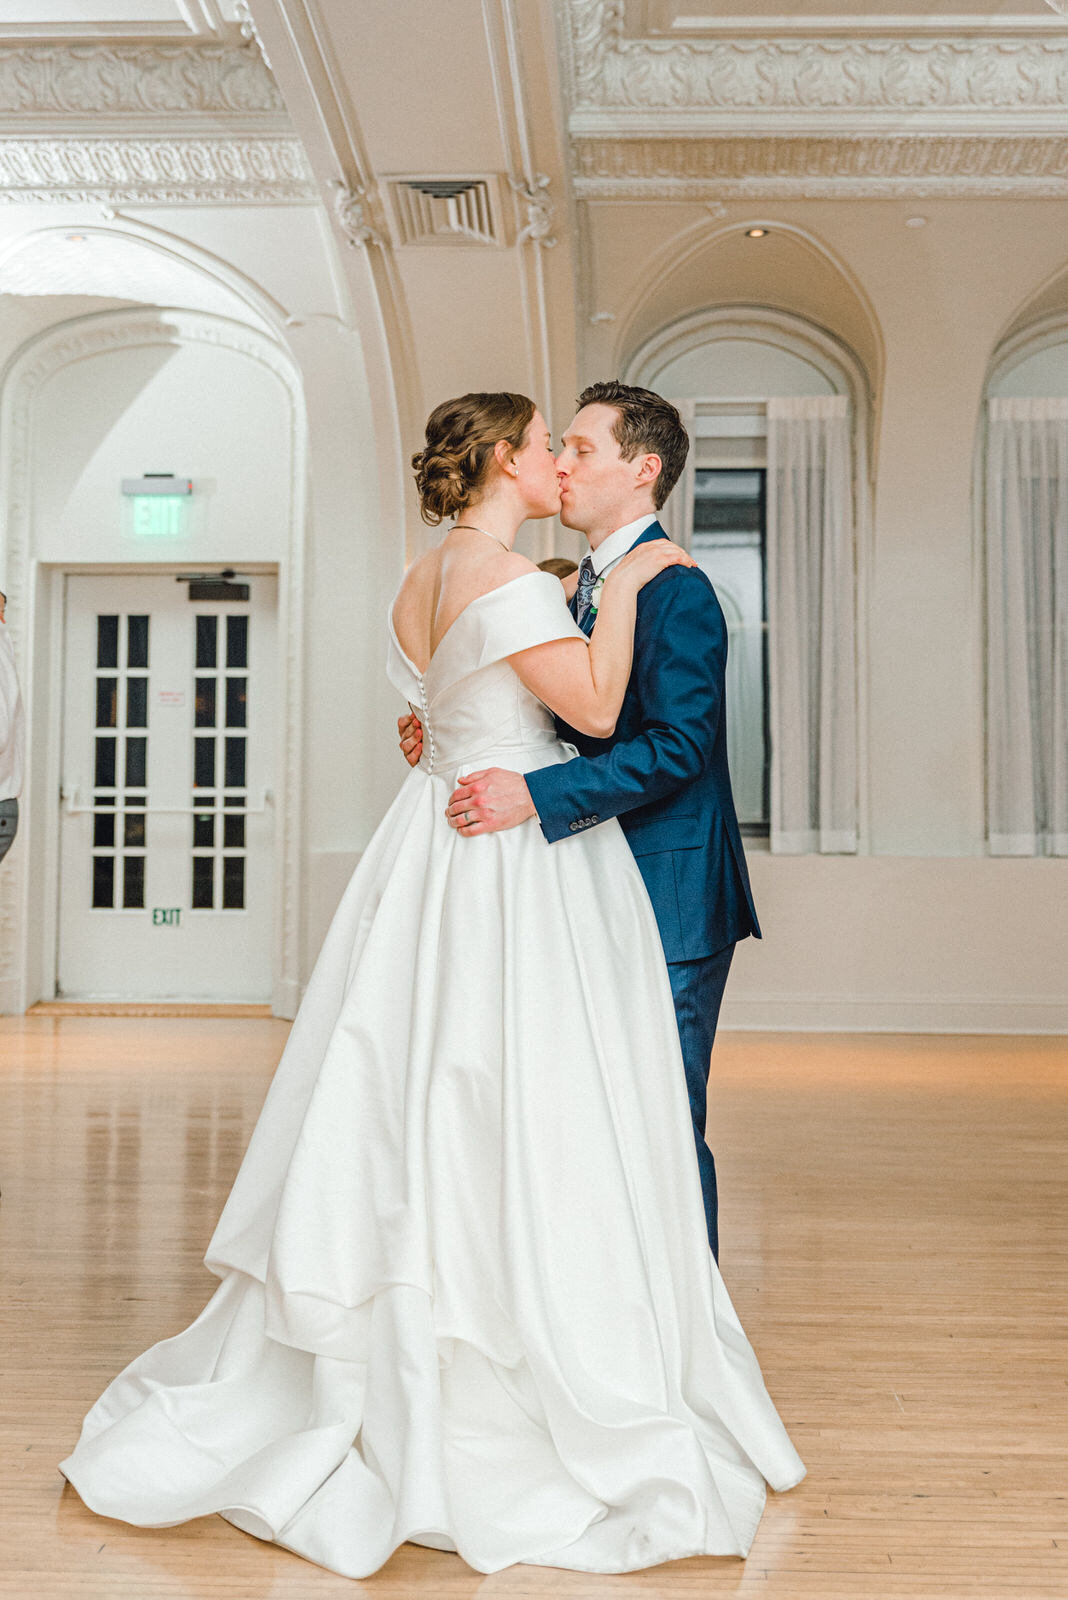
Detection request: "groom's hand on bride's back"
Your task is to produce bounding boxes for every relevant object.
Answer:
[398,712,422,766]
[447,769,536,835]
[399,714,535,832]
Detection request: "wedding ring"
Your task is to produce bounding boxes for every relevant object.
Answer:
[464,811,472,824]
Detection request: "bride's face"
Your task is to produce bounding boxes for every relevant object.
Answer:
[511,411,562,518]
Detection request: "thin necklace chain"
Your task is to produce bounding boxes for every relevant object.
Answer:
[451,523,510,552]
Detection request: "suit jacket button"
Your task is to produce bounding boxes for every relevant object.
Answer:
[591,815,600,823]
[569,821,579,832]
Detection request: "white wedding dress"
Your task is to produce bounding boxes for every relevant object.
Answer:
[60,571,804,1577]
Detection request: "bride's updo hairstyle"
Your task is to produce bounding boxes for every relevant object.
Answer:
[412,391,536,526]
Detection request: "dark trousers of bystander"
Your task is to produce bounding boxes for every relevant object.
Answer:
[0,798,18,867]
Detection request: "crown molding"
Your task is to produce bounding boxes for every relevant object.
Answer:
[561,0,1068,135]
[0,40,315,204]
[572,133,1068,198]
[0,135,315,205]
[0,40,286,129]
[628,2,1068,37]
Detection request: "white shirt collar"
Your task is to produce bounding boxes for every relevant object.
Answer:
[588,513,659,577]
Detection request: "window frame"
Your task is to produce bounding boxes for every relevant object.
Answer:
[692,464,770,839]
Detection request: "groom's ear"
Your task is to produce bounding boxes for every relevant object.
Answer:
[635,452,662,491]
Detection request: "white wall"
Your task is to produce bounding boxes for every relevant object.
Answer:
[577,199,1068,1031]
[650,339,836,400]
[724,857,1066,1034]
[286,316,406,969]
[31,335,291,566]
[0,206,405,1012]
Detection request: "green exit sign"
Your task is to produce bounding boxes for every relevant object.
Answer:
[122,475,193,539]
[131,495,188,537]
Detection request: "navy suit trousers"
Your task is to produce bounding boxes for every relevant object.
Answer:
[667,942,735,1263]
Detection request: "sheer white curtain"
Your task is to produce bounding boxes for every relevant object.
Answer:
[985,399,1068,855]
[658,398,696,551]
[766,395,857,854]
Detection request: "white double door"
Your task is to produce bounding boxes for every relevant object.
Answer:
[58,574,277,1001]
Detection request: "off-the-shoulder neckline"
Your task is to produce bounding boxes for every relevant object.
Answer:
[388,568,560,679]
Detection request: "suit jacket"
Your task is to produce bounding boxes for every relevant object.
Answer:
[525,520,760,964]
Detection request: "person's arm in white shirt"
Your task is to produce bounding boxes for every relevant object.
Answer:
[0,632,17,752]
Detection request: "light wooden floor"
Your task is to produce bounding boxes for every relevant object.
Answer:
[1,1019,1065,1599]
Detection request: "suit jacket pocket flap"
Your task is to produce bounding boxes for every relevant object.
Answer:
[625,815,704,855]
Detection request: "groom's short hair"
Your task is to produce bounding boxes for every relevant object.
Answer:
[576,381,689,510]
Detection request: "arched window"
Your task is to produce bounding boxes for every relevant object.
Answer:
[983,316,1068,856]
[626,308,871,854]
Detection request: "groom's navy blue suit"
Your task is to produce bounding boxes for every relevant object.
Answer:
[525,520,760,1260]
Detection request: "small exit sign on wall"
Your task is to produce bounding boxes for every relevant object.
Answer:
[130,497,188,537]
[121,474,193,539]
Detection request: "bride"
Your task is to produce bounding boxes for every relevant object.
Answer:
[60,391,804,1578]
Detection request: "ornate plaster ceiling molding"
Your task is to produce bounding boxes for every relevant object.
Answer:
[233,0,273,71]
[572,133,1068,198]
[331,178,384,248]
[561,0,1068,135]
[0,41,316,203]
[0,135,315,204]
[0,41,285,128]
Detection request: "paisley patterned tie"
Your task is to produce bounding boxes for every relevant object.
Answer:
[574,554,599,634]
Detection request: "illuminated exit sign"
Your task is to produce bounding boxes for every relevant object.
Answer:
[121,474,194,539]
[130,496,188,537]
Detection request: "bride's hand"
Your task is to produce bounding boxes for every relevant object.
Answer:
[398,711,423,768]
[604,538,696,595]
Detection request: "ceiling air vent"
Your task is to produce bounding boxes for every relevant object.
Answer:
[384,176,505,247]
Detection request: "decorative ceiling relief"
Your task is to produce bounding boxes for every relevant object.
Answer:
[559,0,1068,195]
[573,134,1068,199]
[0,136,313,205]
[563,0,1068,127]
[0,40,315,204]
[331,179,384,249]
[0,41,283,121]
[509,173,557,249]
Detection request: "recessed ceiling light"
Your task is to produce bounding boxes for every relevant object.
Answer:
[65,233,88,243]
[905,215,928,229]
[745,227,768,238]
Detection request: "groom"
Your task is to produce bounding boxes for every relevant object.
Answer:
[401,381,759,1261]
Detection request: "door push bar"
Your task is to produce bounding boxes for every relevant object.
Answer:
[61,786,273,816]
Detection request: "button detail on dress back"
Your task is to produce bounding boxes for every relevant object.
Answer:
[417,676,435,772]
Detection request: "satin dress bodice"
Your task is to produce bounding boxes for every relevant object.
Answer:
[387,571,583,783]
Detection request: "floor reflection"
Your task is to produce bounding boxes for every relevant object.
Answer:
[5,1020,1067,1599]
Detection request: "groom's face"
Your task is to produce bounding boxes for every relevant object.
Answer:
[556,403,639,535]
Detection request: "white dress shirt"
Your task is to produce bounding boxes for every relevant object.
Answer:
[0,620,26,801]
[584,513,660,604]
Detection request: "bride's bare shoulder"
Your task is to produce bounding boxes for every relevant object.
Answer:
[393,550,439,612]
[486,550,539,587]
[458,549,540,604]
